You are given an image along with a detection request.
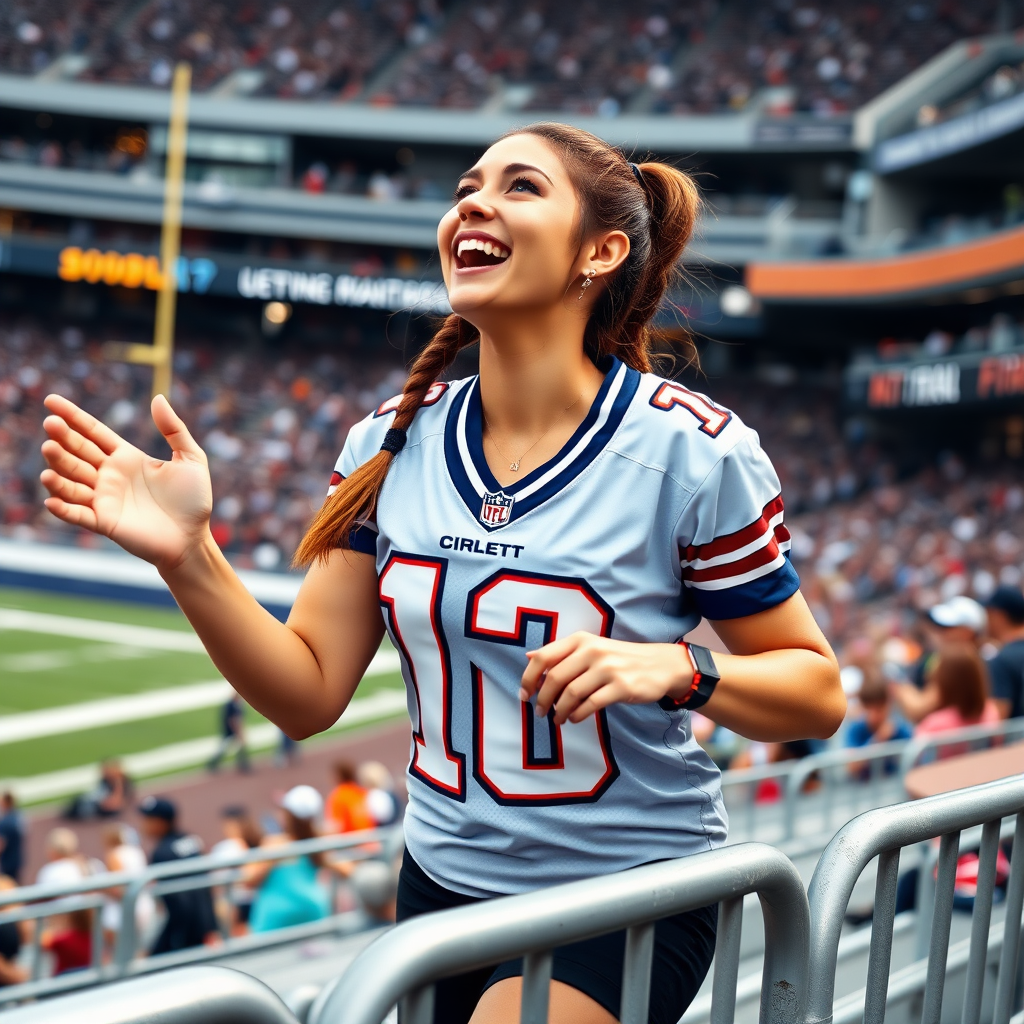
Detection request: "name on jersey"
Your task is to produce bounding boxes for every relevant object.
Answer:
[440,536,525,558]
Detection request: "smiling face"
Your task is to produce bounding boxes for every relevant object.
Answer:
[438,134,586,325]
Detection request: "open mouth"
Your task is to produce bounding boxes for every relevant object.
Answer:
[454,235,511,271]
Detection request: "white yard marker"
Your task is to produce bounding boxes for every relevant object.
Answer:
[0,609,205,652]
[0,651,403,745]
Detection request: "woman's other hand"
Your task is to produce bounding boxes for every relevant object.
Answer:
[520,633,692,725]
[40,393,213,573]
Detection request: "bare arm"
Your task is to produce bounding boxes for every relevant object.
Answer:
[39,394,384,739]
[522,592,845,743]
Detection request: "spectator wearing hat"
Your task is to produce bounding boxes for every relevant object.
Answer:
[985,586,1024,720]
[897,597,989,724]
[245,785,330,934]
[138,796,219,954]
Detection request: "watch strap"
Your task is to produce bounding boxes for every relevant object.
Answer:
[658,641,720,711]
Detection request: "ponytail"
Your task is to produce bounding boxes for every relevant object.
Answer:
[293,314,478,565]
[296,123,700,564]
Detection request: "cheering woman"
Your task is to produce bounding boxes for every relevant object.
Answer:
[40,123,845,1024]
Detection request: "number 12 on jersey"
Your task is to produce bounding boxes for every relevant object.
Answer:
[379,555,619,806]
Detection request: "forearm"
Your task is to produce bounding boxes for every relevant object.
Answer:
[679,646,845,742]
[160,533,336,736]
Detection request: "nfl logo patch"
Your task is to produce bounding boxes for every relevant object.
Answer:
[480,490,514,527]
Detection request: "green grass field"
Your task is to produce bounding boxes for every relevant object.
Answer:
[0,586,404,782]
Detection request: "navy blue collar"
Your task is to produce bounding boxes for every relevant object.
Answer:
[444,356,641,532]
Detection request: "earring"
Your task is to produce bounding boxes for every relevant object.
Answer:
[577,269,597,300]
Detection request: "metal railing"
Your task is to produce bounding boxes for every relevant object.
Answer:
[0,826,401,1005]
[309,843,809,1024]
[721,719,1024,848]
[806,774,1024,1024]
[0,964,300,1024]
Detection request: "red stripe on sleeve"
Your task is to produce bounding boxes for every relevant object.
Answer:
[680,494,785,564]
[682,536,781,583]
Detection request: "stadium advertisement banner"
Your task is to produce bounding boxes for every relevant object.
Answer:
[845,351,1024,410]
[0,237,451,314]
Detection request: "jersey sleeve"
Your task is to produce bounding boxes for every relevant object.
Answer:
[327,415,383,555]
[674,432,800,620]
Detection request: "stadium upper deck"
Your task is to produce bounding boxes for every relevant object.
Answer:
[0,0,1016,115]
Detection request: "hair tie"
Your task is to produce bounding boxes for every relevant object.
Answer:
[380,427,407,455]
[629,162,644,184]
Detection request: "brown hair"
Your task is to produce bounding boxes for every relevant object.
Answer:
[857,668,889,707]
[283,810,324,868]
[933,643,988,720]
[295,122,702,565]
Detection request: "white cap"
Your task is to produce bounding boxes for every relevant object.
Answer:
[928,596,987,634]
[280,785,323,821]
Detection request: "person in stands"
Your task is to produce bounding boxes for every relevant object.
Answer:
[100,823,155,956]
[907,643,1000,740]
[63,759,133,820]
[246,786,330,933]
[207,690,250,774]
[0,876,28,986]
[896,597,988,724]
[40,906,92,975]
[0,793,25,884]
[36,828,87,888]
[138,796,219,954]
[210,806,263,934]
[985,585,1024,720]
[846,670,912,749]
[325,762,374,834]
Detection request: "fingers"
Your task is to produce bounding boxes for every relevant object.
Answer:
[151,395,204,459]
[43,394,122,455]
[568,682,628,724]
[550,670,610,725]
[40,440,99,487]
[43,496,98,532]
[40,468,95,507]
[533,649,597,718]
[42,416,110,470]
[520,633,585,699]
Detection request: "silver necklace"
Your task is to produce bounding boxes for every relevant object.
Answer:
[484,391,585,473]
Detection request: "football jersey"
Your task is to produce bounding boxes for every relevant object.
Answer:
[332,356,799,897]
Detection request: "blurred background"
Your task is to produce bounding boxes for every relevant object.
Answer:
[0,0,1022,1003]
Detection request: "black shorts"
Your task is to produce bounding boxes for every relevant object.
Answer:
[396,851,717,1024]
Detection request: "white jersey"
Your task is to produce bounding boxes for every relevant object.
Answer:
[333,356,798,897]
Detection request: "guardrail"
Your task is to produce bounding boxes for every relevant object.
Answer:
[0,826,401,1005]
[806,774,1024,1024]
[721,719,1024,848]
[311,843,809,1024]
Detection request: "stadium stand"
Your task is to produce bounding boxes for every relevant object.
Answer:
[0,0,1018,113]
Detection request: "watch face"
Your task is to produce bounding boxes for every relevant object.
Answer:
[690,643,720,682]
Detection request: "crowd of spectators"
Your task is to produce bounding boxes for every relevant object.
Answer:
[0,0,1017,114]
[0,753,401,982]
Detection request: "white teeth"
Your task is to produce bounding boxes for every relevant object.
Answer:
[456,238,510,260]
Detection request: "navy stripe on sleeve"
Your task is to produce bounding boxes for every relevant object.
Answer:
[693,556,800,621]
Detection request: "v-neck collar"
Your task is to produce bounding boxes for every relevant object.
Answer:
[444,356,641,532]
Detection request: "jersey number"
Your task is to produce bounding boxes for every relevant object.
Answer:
[650,382,731,437]
[379,557,618,806]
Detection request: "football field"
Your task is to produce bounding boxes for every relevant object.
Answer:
[0,586,406,803]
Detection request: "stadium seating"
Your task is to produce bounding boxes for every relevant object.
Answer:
[0,0,1011,113]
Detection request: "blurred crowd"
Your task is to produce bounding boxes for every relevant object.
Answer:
[0,755,402,983]
[0,0,1016,114]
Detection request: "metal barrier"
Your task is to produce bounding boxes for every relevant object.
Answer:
[806,774,1024,1024]
[0,826,401,1005]
[0,964,300,1024]
[309,843,809,1024]
[721,719,1024,848]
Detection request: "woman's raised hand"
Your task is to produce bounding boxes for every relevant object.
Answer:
[40,393,213,572]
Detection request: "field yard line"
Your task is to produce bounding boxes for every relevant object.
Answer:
[0,688,410,803]
[0,650,403,745]
[0,609,205,651]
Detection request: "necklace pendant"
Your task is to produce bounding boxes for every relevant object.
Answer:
[509,461,520,472]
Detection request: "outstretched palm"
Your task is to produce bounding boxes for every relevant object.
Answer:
[40,394,213,572]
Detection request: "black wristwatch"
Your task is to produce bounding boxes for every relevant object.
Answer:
[658,642,720,711]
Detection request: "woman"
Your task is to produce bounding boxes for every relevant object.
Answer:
[100,823,156,955]
[210,806,263,933]
[245,786,330,933]
[911,643,1000,741]
[38,123,844,1024]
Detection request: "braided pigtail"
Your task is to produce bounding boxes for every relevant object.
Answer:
[294,315,478,566]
